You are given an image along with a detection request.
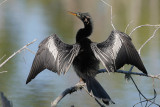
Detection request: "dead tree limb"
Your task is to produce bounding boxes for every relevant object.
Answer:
[98,69,160,80]
[138,26,160,54]
[0,39,37,69]
[51,82,106,107]
[131,77,159,107]
[51,82,85,107]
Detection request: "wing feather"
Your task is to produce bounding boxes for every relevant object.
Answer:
[26,34,80,84]
[91,30,147,74]
[91,43,115,73]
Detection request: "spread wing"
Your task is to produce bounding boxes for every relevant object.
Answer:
[26,34,80,84]
[91,30,147,74]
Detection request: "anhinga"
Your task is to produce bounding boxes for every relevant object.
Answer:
[26,12,147,105]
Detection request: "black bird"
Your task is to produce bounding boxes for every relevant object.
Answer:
[26,12,147,105]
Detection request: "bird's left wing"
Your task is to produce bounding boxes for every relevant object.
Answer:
[26,34,80,84]
[91,30,147,74]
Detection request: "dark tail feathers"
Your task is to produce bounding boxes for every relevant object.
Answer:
[86,77,115,105]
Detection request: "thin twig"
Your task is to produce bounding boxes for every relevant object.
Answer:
[138,26,160,54]
[0,71,7,74]
[128,26,160,106]
[0,39,37,68]
[100,0,116,30]
[125,20,134,33]
[128,25,160,106]
[25,47,36,55]
[139,93,143,107]
[131,77,159,107]
[129,24,160,37]
[148,82,156,107]
[145,101,148,107]
[133,90,158,107]
[0,0,7,7]
[0,55,6,61]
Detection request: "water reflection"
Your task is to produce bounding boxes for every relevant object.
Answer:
[0,0,160,107]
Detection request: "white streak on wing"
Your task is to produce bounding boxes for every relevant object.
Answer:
[47,37,58,59]
[112,33,122,59]
[91,43,111,74]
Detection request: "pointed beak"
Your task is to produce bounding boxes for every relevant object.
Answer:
[68,11,77,16]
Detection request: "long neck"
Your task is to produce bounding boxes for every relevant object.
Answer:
[76,22,92,43]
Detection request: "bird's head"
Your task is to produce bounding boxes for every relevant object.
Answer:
[68,11,91,25]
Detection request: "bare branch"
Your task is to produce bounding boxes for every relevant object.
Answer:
[127,26,160,106]
[125,20,134,33]
[138,26,160,54]
[52,68,160,107]
[100,0,116,30]
[0,0,7,7]
[51,81,106,107]
[98,69,160,80]
[129,24,160,37]
[0,55,6,61]
[51,82,85,107]
[0,71,7,74]
[25,47,36,55]
[131,77,159,107]
[0,39,37,68]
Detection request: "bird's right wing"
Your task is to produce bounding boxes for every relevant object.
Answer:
[26,34,80,84]
[91,30,147,74]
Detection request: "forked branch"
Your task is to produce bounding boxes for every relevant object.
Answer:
[129,24,160,37]
[138,26,160,54]
[51,82,106,107]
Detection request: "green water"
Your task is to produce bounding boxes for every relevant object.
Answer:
[0,0,160,107]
